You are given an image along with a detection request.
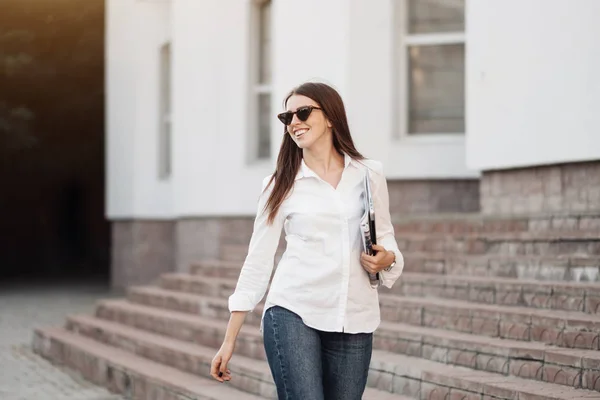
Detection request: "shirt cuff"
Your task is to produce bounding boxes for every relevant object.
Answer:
[228,292,258,313]
[380,249,404,289]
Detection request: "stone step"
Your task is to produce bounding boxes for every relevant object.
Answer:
[219,231,600,263]
[388,231,599,257]
[221,250,246,263]
[220,245,284,263]
[127,285,600,350]
[364,388,414,400]
[190,259,246,279]
[95,299,266,360]
[391,273,600,314]
[402,253,600,282]
[93,298,600,391]
[391,212,600,235]
[161,273,257,298]
[214,213,600,248]
[32,326,265,400]
[163,272,600,314]
[376,320,600,390]
[379,294,600,350]
[65,314,411,400]
[66,314,276,398]
[90,300,598,398]
[190,254,600,282]
[367,350,599,399]
[126,286,261,327]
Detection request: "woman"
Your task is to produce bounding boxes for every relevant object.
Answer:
[210,82,404,399]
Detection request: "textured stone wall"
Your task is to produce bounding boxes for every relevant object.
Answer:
[387,179,480,216]
[174,218,252,272]
[481,160,600,215]
[111,221,175,290]
[110,178,482,287]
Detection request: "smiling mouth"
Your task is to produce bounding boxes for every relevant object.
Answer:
[294,128,308,139]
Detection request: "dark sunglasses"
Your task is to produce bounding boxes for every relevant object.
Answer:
[277,106,322,126]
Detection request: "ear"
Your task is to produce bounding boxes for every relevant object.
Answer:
[326,119,333,129]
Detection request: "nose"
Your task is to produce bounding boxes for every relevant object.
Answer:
[290,112,302,126]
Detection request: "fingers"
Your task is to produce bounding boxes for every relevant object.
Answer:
[361,249,389,274]
[361,252,373,263]
[210,356,223,381]
[363,264,377,274]
[361,251,382,264]
[211,357,233,382]
[219,359,232,382]
[218,369,232,382]
[371,244,386,253]
[360,253,378,274]
[363,249,386,262]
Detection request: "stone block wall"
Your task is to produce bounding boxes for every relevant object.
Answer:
[109,178,481,289]
[111,221,175,291]
[174,217,255,272]
[481,160,600,215]
[387,179,480,215]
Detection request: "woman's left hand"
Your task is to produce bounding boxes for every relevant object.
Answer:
[360,244,395,275]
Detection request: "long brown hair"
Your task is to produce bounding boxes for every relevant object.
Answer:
[263,82,365,224]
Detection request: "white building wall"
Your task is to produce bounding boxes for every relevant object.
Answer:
[107,0,480,219]
[106,0,172,218]
[132,1,173,217]
[466,0,600,171]
[106,0,136,218]
[171,0,272,217]
[271,0,350,111]
[346,0,475,180]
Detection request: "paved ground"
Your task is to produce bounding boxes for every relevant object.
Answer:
[0,279,126,400]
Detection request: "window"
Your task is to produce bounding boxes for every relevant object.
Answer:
[158,42,172,179]
[250,0,272,160]
[396,0,465,136]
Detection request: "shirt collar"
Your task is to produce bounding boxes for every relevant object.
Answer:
[295,152,358,181]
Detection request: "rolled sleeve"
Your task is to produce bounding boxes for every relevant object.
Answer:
[228,175,284,312]
[370,161,404,288]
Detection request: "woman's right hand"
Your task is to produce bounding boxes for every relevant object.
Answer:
[210,340,235,382]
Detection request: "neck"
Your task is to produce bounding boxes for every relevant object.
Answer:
[302,138,344,174]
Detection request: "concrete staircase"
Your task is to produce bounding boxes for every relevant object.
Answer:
[33,212,600,399]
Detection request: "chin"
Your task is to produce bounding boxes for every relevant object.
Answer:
[292,137,310,149]
[295,141,313,150]
[291,132,318,150]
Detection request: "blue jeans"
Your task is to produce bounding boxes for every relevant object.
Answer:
[262,306,372,400]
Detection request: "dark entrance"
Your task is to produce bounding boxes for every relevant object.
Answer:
[0,0,109,283]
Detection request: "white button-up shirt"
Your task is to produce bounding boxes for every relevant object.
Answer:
[228,154,404,333]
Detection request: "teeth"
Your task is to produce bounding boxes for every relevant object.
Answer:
[295,129,308,137]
